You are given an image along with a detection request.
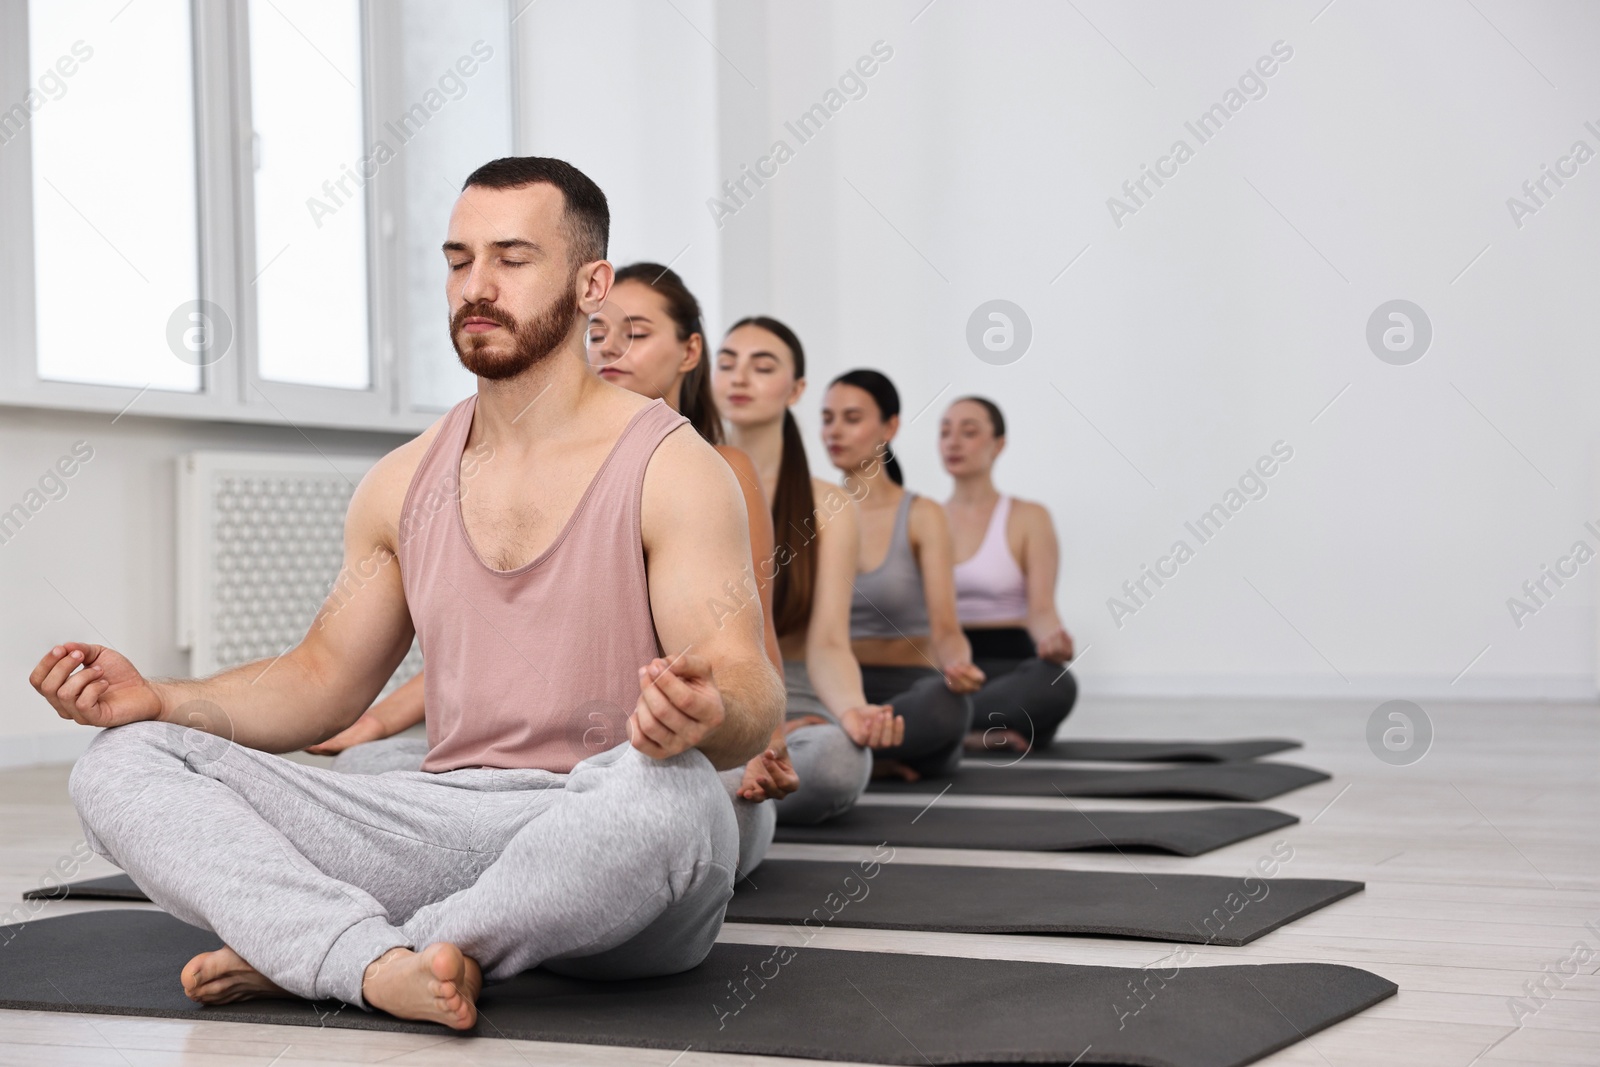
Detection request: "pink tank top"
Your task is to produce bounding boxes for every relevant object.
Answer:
[952,495,1029,624]
[397,395,688,773]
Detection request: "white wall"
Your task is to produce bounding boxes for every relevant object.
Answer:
[709,0,1600,700]
[513,0,725,345]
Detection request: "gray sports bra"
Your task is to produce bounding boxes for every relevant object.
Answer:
[850,490,930,639]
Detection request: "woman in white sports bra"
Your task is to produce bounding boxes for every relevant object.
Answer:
[825,370,983,781]
[941,396,1077,754]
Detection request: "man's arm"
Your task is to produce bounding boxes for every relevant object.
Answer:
[30,440,426,752]
[637,425,784,771]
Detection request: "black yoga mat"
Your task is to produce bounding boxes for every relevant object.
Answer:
[0,909,1396,1066]
[25,861,1359,947]
[870,760,1330,801]
[1023,738,1303,763]
[774,804,1299,856]
[24,874,146,901]
[726,860,1361,945]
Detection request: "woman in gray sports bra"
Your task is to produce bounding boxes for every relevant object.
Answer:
[824,370,982,780]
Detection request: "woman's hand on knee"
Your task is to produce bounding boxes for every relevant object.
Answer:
[941,661,986,694]
[840,704,904,749]
[736,744,799,801]
[1036,628,1074,664]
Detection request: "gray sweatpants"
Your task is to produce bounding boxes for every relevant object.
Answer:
[68,720,738,1010]
[772,660,871,825]
[331,733,776,879]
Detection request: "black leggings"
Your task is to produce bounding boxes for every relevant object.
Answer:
[858,665,974,778]
[965,627,1078,748]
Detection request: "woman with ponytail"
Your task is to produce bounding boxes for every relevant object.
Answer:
[711,318,905,823]
[309,264,794,877]
[824,370,982,781]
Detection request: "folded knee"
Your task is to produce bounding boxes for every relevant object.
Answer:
[68,720,179,809]
[916,682,975,730]
[609,754,737,853]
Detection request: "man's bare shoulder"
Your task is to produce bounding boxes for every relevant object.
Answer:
[646,421,732,485]
[641,422,743,532]
[351,411,455,547]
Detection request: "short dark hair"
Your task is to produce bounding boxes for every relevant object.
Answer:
[462,156,608,266]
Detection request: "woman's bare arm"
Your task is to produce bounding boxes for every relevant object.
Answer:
[802,482,902,748]
[1018,500,1073,663]
[908,496,983,692]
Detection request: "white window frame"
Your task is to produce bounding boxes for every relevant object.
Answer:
[0,0,513,434]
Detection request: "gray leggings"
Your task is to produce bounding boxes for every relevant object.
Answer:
[69,720,737,1010]
[333,731,776,880]
[858,665,975,778]
[771,660,872,826]
[971,658,1079,748]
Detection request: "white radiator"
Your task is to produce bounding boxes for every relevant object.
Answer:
[176,451,423,701]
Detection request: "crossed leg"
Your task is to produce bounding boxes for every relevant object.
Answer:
[69,720,736,1025]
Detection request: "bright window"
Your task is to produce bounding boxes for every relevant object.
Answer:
[28,0,201,392]
[248,0,372,390]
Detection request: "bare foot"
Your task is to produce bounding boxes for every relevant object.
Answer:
[964,728,1030,754]
[871,758,921,782]
[181,945,292,1004]
[361,943,482,1030]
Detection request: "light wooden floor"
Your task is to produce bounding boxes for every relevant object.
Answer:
[1,697,1595,1066]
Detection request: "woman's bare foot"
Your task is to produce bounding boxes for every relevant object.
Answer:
[964,728,1030,754]
[361,943,482,1030]
[181,945,292,1004]
[871,758,921,782]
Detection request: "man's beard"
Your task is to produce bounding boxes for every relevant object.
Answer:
[450,283,581,382]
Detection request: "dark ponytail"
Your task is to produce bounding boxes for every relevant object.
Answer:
[613,262,722,445]
[829,369,903,485]
[729,315,815,637]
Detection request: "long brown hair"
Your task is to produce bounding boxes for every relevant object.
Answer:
[728,316,815,637]
[613,262,722,445]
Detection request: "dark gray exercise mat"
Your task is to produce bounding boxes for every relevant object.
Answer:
[773,804,1299,856]
[0,909,1396,1066]
[24,873,145,901]
[726,860,1362,945]
[1024,738,1302,763]
[25,861,1361,947]
[870,760,1330,801]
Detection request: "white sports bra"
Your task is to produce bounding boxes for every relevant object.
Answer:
[952,495,1028,624]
